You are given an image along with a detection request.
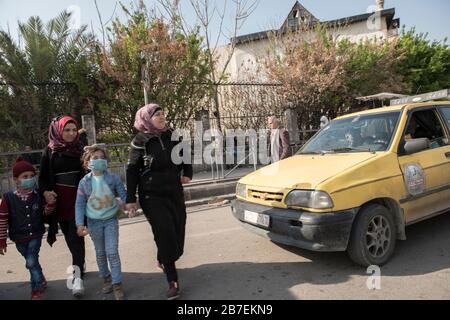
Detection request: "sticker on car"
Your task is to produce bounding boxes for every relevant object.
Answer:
[403,163,426,196]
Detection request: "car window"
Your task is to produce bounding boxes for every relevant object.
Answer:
[299,111,401,154]
[404,109,449,150]
[440,107,450,130]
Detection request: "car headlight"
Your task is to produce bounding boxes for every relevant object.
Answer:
[236,183,247,199]
[285,190,333,209]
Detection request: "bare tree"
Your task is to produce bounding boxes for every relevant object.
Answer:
[262,23,406,130]
[158,0,259,131]
[94,0,118,49]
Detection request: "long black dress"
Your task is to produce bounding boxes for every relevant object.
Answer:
[126,130,193,265]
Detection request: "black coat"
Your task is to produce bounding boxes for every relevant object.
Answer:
[126,130,193,264]
[126,130,193,202]
[38,147,84,246]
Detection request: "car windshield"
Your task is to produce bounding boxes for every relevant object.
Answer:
[298,111,401,154]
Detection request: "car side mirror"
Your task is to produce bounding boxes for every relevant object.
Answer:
[404,138,430,155]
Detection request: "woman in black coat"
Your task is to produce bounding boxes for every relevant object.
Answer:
[126,103,192,300]
[39,115,86,297]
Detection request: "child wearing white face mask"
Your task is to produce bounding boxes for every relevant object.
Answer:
[0,157,54,300]
[75,145,133,300]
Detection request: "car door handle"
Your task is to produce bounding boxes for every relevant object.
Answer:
[446,152,450,158]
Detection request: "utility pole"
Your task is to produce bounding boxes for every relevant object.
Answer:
[141,52,149,105]
[81,115,96,145]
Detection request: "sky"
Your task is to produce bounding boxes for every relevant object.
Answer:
[0,0,449,46]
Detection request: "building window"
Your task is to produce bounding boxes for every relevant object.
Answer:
[288,18,298,28]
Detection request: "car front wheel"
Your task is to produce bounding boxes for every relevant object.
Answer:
[347,204,397,267]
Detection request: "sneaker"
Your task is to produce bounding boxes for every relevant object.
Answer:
[102,275,113,294]
[72,278,85,298]
[113,283,125,300]
[31,289,43,300]
[166,281,180,300]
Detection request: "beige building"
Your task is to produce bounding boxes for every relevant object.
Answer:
[216,0,400,82]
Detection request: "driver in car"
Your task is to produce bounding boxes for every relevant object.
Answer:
[345,129,363,148]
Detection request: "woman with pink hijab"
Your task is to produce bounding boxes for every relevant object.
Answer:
[126,104,192,300]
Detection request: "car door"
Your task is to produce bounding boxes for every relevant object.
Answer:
[437,105,450,207]
[397,107,450,224]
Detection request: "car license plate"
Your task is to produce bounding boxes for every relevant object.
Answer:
[244,210,270,227]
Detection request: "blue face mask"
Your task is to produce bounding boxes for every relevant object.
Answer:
[89,159,108,172]
[20,176,36,189]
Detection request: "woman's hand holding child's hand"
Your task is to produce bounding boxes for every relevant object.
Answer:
[126,203,138,218]
[43,191,57,205]
[76,226,89,237]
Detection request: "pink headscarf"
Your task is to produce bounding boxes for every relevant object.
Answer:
[134,103,168,135]
[47,115,83,157]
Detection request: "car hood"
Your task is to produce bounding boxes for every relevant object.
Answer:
[239,153,379,189]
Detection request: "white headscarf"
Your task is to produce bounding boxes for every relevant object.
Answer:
[320,116,329,129]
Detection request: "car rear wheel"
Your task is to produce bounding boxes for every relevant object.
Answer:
[347,204,396,267]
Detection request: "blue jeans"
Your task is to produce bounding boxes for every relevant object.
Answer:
[87,217,122,284]
[15,238,44,290]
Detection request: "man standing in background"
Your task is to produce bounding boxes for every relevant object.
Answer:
[268,116,291,163]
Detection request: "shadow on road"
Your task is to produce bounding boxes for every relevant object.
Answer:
[272,211,450,277]
[0,259,348,300]
[1,212,449,300]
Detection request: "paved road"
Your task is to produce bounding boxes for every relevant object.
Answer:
[1,204,450,300]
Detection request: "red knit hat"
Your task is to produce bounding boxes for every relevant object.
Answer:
[13,157,36,178]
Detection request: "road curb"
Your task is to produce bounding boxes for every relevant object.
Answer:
[183,180,238,202]
[185,194,236,208]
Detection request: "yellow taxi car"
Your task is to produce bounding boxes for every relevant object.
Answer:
[231,92,450,267]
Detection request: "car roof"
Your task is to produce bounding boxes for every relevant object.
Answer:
[335,101,450,120]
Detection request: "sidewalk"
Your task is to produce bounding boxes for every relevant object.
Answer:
[183,165,260,207]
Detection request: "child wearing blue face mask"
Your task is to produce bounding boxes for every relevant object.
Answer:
[0,157,54,300]
[75,145,132,300]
